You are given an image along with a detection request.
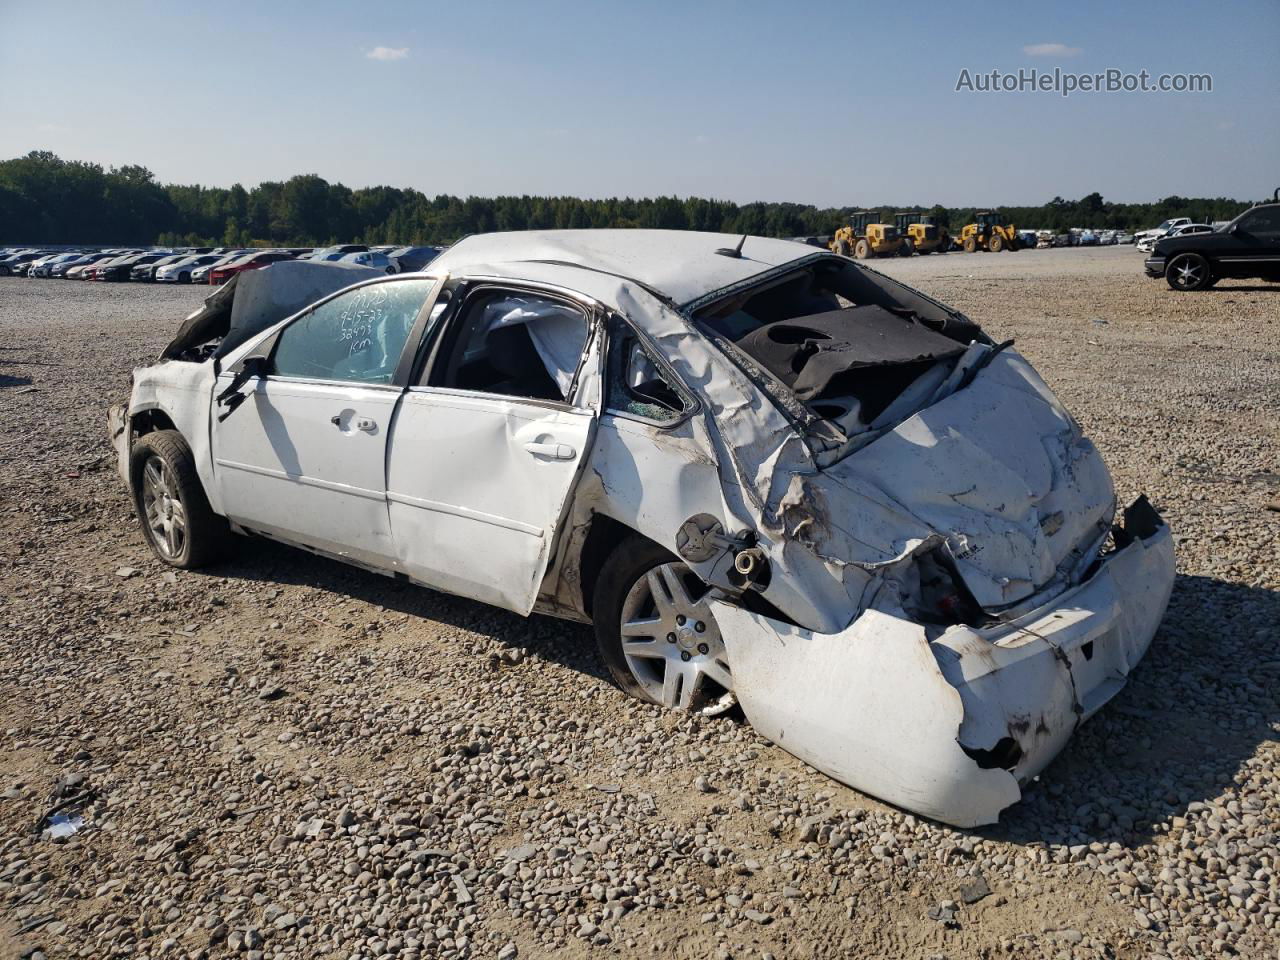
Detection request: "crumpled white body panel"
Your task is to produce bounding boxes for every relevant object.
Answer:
[717,521,1175,827]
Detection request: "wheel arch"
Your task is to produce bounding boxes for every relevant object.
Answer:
[129,405,179,439]
[573,513,667,619]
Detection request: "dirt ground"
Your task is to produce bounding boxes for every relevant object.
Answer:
[1,245,1277,960]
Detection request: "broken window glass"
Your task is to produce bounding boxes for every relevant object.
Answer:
[606,325,689,422]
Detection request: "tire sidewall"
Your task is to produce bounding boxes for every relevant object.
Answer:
[128,430,227,568]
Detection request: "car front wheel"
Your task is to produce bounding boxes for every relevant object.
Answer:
[1166,253,1215,291]
[593,538,734,714]
[130,429,229,568]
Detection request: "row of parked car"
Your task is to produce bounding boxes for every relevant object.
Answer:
[1028,228,1136,249]
[0,244,443,284]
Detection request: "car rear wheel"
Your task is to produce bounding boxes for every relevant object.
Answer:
[593,538,734,714]
[130,430,229,569]
[1166,253,1214,291]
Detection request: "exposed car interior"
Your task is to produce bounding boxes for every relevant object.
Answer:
[429,289,588,402]
[694,259,987,436]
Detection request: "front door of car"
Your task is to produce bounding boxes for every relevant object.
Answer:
[212,277,438,567]
[385,282,599,614]
[1219,206,1280,278]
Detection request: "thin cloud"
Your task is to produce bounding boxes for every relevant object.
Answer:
[366,46,409,62]
[1023,42,1082,57]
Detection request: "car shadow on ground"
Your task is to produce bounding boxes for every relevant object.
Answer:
[1204,284,1280,293]
[1,374,34,388]
[989,573,1279,848]
[203,535,610,683]
[201,542,1278,844]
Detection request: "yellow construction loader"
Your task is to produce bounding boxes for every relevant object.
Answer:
[956,211,1020,252]
[830,210,900,259]
[894,212,950,255]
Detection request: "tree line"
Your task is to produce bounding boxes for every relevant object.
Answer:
[0,151,1260,247]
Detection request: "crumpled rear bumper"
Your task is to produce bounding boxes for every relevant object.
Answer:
[714,498,1175,827]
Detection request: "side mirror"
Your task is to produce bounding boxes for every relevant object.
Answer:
[240,354,268,379]
[1229,223,1240,235]
[215,354,268,421]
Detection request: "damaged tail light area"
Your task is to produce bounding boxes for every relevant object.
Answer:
[900,547,985,629]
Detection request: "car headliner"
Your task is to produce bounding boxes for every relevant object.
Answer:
[426,230,822,308]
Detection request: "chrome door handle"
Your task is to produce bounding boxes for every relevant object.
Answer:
[523,441,575,460]
[355,417,377,433]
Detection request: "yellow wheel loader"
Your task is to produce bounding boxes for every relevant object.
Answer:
[894,212,950,255]
[830,210,901,259]
[957,211,1020,252]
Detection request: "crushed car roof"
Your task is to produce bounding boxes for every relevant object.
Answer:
[427,230,822,307]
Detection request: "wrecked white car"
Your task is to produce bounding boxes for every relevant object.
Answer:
[108,232,1175,827]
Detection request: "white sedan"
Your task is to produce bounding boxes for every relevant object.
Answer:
[1137,223,1213,253]
[109,232,1174,826]
[156,254,223,284]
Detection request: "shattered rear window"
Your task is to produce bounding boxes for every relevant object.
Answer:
[692,259,987,436]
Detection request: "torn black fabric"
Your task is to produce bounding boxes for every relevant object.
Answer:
[734,305,966,405]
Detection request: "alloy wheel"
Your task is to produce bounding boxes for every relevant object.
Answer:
[618,562,733,712]
[141,455,187,560]
[1173,259,1203,289]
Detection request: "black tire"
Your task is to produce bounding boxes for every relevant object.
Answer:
[854,238,872,259]
[989,233,1005,253]
[835,237,852,257]
[899,239,915,257]
[963,235,977,253]
[1165,253,1214,291]
[129,429,230,568]
[592,535,731,712]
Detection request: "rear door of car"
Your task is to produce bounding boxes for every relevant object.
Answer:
[211,276,440,567]
[385,277,601,614]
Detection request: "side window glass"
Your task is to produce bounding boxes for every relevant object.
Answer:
[430,290,588,402]
[606,326,689,423]
[1239,208,1280,237]
[271,279,434,384]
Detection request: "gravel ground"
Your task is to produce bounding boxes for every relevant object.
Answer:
[1,247,1277,960]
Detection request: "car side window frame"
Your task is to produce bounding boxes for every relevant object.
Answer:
[409,278,603,413]
[240,275,444,390]
[602,313,700,430]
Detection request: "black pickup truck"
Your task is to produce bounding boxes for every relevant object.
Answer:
[1145,191,1280,290]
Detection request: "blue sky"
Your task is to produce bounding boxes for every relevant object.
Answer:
[2,0,1276,206]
